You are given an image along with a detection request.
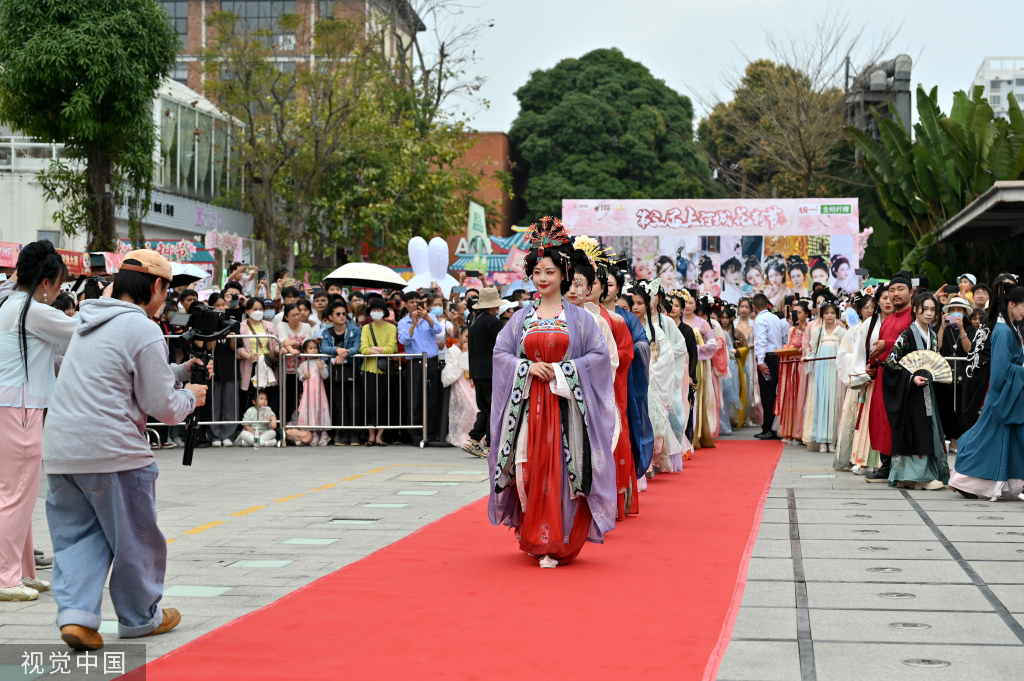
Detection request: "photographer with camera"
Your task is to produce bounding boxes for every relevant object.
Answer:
[41,250,208,650]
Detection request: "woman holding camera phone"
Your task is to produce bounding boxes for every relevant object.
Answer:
[0,241,78,601]
[936,295,975,453]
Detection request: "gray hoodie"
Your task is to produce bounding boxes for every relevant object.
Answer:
[43,298,196,474]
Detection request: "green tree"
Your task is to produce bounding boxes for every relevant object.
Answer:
[699,59,852,199]
[509,48,714,220]
[201,11,378,272]
[847,85,1024,282]
[0,0,178,250]
[314,91,483,267]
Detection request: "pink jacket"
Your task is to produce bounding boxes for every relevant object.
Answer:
[236,320,281,392]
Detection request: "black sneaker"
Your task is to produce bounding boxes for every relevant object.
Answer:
[864,467,891,483]
[35,554,52,569]
[34,549,43,557]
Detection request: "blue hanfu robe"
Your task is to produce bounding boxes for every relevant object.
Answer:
[953,322,1024,485]
[617,306,654,479]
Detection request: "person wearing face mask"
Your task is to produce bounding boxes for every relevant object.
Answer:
[397,291,444,444]
[428,294,455,443]
[237,297,283,420]
[935,295,975,454]
[360,297,398,446]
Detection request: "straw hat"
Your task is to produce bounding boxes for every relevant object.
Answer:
[472,287,502,310]
[943,295,973,314]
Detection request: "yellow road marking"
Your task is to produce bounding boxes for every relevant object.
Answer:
[184,521,225,535]
[165,464,413,543]
[231,506,267,517]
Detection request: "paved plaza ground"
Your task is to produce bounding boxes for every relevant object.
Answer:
[4,430,1024,679]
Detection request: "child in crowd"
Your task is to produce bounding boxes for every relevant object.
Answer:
[239,390,278,447]
[295,338,331,446]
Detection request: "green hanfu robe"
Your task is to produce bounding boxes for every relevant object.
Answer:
[882,323,951,487]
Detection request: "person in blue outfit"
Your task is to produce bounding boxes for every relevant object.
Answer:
[319,300,364,445]
[397,290,444,444]
[606,263,654,481]
[948,282,1024,501]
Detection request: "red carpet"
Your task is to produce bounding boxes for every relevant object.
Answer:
[130,439,781,681]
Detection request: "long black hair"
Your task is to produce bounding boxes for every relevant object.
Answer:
[985,280,1024,334]
[863,284,889,358]
[3,240,68,377]
[628,280,657,344]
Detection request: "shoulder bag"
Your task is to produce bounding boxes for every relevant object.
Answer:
[369,323,399,375]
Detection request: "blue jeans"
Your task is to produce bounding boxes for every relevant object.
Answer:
[45,462,166,637]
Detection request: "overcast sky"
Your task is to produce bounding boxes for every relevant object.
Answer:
[442,0,1020,133]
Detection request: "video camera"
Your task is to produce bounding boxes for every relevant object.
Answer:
[172,303,240,466]
[81,276,110,300]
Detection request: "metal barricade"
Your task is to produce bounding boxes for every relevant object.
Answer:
[151,333,430,449]
[281,351,430,449]
[151,332,282,448]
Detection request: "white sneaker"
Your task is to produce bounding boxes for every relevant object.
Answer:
[828,444,836,453]
[221,439,234,447]
[0,585,39,601]
[21,577,49,592]
[918,479,946,491]
[211,440,222,447]
[539,556,558,569]
[172,437,185,448]
[819,444,828,453]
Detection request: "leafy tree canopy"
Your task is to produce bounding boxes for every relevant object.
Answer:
[0,0,178,250]
[509,48,714,220]
[848,85,1024,283]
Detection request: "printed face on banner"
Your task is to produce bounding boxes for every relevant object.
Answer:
[697,237,720,297]
[829,235,859,293]
[561,199,860,303]
[718,236,744,304]
[631,236,658,281]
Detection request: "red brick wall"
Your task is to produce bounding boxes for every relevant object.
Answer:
[456,132,513,237]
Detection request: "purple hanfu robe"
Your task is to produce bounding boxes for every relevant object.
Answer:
[487,301,617,544]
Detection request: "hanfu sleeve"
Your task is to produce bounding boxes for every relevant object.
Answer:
[441,345,463,388]
[988,326,1024,424]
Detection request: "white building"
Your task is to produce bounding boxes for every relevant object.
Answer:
[0,78,253,251]
[972,56,1024,120]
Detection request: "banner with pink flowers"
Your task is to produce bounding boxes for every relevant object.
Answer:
[562,198,864,303]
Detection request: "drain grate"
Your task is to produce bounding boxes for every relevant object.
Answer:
[902,659,949,668]
[845,514,872,518]
[878,592,916,599]
[329,518,378,525]
[889,622,931,629]
[859,546,889,552]
[852,529,879,534]
[867,567,902,573]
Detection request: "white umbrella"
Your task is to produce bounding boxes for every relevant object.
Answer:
[324,262,408,289]
[170,262,210,288]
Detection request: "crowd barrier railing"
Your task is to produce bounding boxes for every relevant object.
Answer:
[149,334,429,449]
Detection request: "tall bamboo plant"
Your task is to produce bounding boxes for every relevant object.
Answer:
[847,85,1024,284]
